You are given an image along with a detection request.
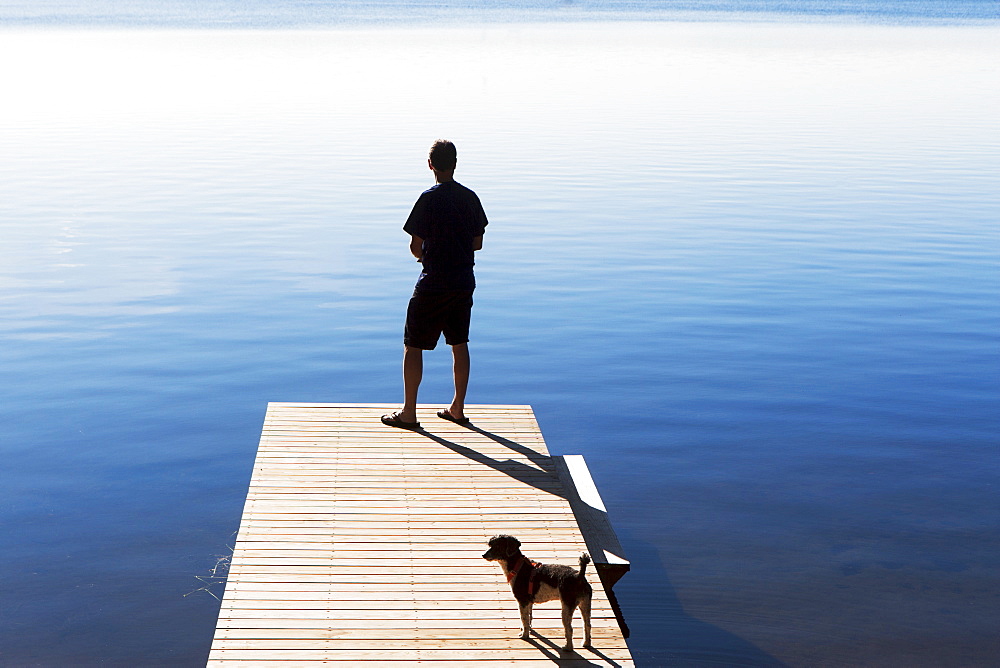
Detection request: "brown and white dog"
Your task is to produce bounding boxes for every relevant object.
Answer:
[482,534,593,652]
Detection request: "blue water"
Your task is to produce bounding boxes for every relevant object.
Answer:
[1,3,999,666]
[2,0,999,26]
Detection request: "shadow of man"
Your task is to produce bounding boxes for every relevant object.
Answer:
[419,424,569,500]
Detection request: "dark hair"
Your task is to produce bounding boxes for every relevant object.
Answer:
[429,139,457,171]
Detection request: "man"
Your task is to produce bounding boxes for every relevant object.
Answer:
[381,140,488,430]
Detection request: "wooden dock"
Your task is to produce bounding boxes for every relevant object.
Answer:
[209,403,632,666]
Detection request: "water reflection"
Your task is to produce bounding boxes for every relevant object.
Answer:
[0,21,997,666]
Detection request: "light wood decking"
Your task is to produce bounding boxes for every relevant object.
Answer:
[209,402,632,666]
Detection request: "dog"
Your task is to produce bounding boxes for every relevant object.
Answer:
[482,534,592,652]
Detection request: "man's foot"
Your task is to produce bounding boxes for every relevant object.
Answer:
[437,409,470,425]
[381,411,420,430]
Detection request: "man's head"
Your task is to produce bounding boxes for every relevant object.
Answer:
[429,139,457,172]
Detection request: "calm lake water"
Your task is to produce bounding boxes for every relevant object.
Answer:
[1,4,998,666]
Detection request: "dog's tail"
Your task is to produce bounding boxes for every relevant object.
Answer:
[578,553,591,580]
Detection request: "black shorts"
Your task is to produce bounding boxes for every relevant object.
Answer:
[404,289,474,350]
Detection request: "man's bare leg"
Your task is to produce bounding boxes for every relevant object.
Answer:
[447,342,470,420]
[400,345,423,423]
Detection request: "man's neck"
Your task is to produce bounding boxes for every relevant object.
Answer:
[434,170,455,184]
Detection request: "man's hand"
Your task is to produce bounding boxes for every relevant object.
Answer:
[409,234,424,261]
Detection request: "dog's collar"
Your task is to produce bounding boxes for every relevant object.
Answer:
[506,555,542,593]
[505,556,527,584]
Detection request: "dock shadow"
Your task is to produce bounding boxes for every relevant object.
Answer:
[612,529,790,667]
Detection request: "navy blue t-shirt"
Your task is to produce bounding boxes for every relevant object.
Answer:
[404,180,488,291]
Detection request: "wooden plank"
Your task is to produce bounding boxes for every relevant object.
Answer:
[211,638,629,650]
[208,661,633,667]
[213,627,625,640]
[219,589,610,602]
[208,648,634,660]
[209,403,631,665]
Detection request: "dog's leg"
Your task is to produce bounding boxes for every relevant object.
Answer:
[579,595,593,648]
[518,602,532,640]
[561,603,575,652]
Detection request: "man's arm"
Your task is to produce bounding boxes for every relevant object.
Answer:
[473,235,483,251]
[409,234,424,260]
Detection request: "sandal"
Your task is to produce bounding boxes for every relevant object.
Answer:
[437,409,470,425]
[381,412,421,430]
